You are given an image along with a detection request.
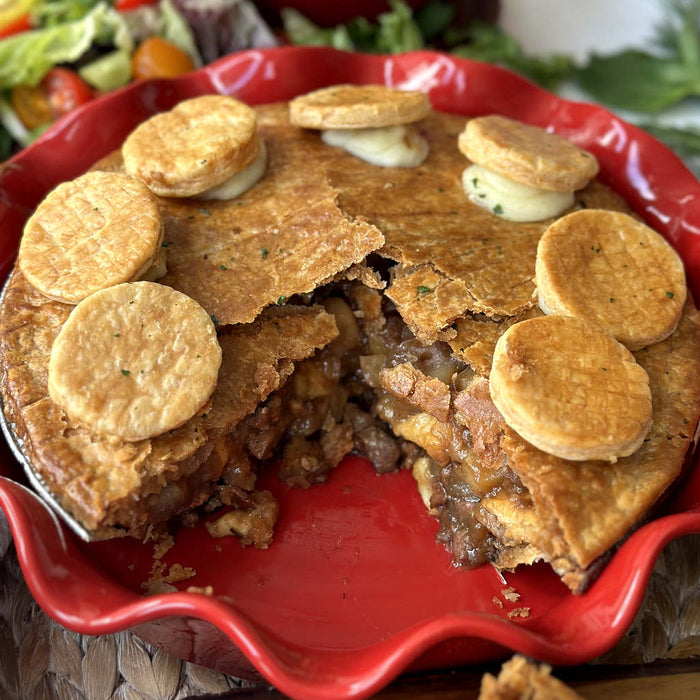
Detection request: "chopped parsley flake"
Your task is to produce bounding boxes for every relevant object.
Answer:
[666,290,675,298]
[438,186,445,193]
[219,265,228,271]
[200,207,211,217]
[610,298,615,303]
[210,314,219,327]
[276,295,287,305]
[417,285,432,294]
[492,204,503,215]
[121,369,130,376]
[472,177,479,187]
[162,241,173,248]
[261,247,269,259]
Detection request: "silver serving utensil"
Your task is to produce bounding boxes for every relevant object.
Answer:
[0,400,93,542]
[0,279,93,542]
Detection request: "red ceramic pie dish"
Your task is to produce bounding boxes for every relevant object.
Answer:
[1,47,699,700]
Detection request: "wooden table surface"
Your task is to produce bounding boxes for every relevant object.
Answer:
[1,534,699,699]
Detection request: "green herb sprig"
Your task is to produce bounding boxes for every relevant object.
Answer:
[576,0,700,112]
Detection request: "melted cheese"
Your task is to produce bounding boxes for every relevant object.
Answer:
[462,164,574,222]
[322,125,429,167]
[200,141,268,200]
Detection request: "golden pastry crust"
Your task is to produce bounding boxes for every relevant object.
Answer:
[536,209,687,350]
[206,305,338,434]
[48,281,222,441]
[490,315,652,461]
[106,107,628,338]
[385,265,469,343]
[499,301,700,572]
[18,171,162,304]
[326,113,630,336]
[101,104,385,326]
[380,362,451,423]
[122,95,261,197]
[451,300,700,583]
[459,115,599,191]
[446,307,544,377]
[0,266,338,535]
[289,84,431,129]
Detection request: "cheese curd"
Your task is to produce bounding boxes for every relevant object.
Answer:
[462,164,574,222]
[322,125,429,168]
[200,142,268,200]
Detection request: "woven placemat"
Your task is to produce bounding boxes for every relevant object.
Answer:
[0,535,698,699]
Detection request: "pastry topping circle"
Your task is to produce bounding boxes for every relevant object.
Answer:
[490,315,652,462]
[536,209,687,350]
[459,114,599,192]
[48,281,222,442]
[122,95,261,198]
[289,84,431,130]
[18,171,164,304]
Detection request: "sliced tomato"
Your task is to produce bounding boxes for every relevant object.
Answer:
[115,0,160,11]
[131,37,195,80]
[41,68,93,118]
[10,68,93,130]
[0,0,37,37]
[0,13,32,38]
[10,84,51,130]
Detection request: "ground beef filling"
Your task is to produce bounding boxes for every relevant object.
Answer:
[203,283,526,570]
[346,284,527,569]
[201,293,413,544]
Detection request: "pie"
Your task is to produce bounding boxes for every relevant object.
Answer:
[1,92,699,595]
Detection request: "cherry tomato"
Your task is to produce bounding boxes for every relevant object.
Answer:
[115,0,159,10]
[131,37,195,80]
[41,68,93,118]
[10,68,93,130]
[10,85,51,130]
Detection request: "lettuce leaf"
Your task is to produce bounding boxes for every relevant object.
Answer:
[0,2,133,89]
[282,0,423,54]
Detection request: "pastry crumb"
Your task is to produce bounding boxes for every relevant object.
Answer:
[153,534,175,560]
[501,586,520,602]
[187,585,214,596]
